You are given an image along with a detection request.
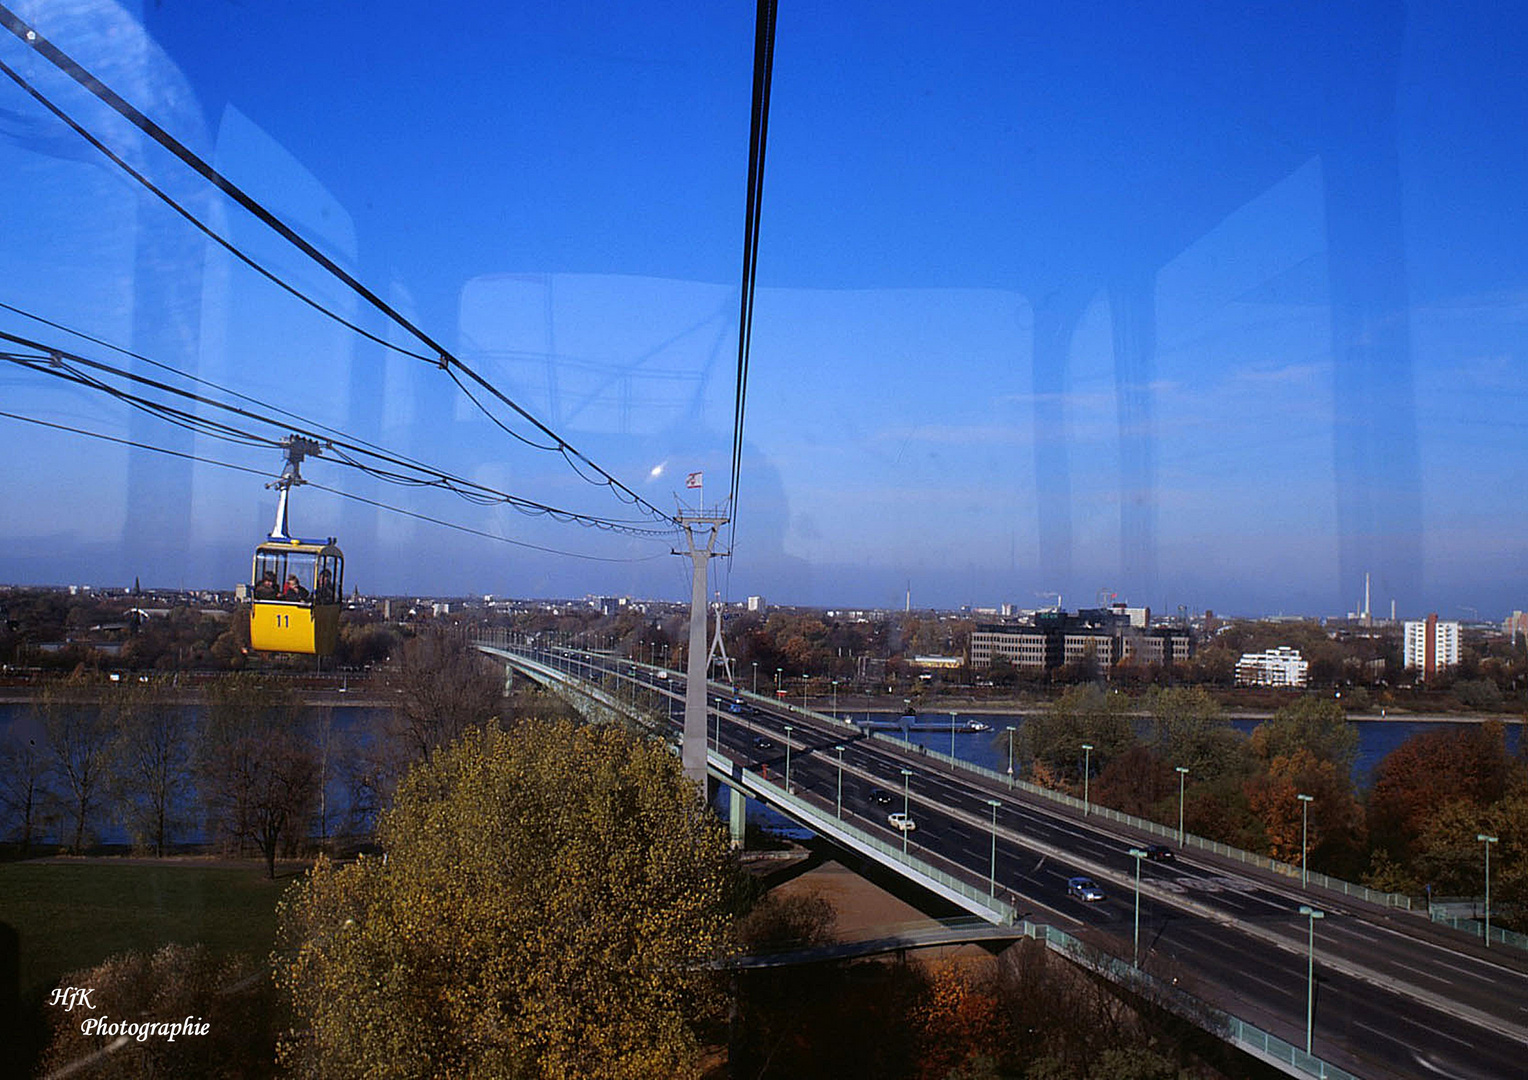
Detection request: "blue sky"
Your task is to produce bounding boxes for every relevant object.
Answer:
[2,1,1526,618]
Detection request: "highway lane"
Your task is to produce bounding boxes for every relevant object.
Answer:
[727,689,1528,1005]
[519,649,1528,1078]
[769,732,1528,1079]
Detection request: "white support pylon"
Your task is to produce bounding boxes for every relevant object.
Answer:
[675,510,727,788]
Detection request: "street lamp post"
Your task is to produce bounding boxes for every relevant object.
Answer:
[950,711,958,759]
[1299,905,1325,1053]
[900,768,913,853]
[775,668,782,697]
[752,661,758,695]
[1478,833,1499,947]
[835,745,845,817]
[832,679,839,721]
[1129,847,1148,966]
[987,799,1001,896]
[1081,743,1094,815]
[1005,725,1016,787]
[1176,766,1189,846]
[1297,793,1315,886]
[784,725,794,789]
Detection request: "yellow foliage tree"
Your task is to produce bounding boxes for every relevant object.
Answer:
[914,961,1010,1080]
[275,718,735,1079]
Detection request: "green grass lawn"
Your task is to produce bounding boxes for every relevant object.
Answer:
[0,860,301,1002]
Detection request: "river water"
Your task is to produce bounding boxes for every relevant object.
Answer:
[4,701,1521,846]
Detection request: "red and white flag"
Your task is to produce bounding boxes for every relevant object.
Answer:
[686,471,703,489]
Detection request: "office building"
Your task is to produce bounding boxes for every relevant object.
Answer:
[969,606,1189,675]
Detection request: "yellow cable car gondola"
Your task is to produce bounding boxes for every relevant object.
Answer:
[248,436,344,656]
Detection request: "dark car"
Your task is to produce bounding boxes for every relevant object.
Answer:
[1145,844,1174,861]
[867,786,894,807]
[752,735,775,751]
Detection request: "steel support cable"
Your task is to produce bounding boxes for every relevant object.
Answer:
[0,55,433,366]
[0,301,575,504]
[302,483,670,561]
[0,5,676,525]
[727,0,778,565]
[0,409,666,562]
[0,330,667,531]
[7,352,283,449]
[0,341,676,537]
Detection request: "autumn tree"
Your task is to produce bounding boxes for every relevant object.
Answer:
[735,887,837,954]
[0,720,51,855]
[198,675,317,878]
[991,940,1180,1079]
[1409,792,1527,930]
[1123,685,1258,841]
[1020,684,1136,787]
[1092,745,1174,818]
[337,629,505,828]
[1249,696,1358,772]
[1245,746,1366,874]
[1241,696,1365,872]
[390,627,504,760]
[276,718,735,1079]
[36,677,114,853]
[109,677,193,856]
[914,960,1012,1080]
[1367,721,1513,861]
[1102,687,1234,814]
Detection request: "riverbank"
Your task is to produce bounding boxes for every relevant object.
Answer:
[828,695,1524,724]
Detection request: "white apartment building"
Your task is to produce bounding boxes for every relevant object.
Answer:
[1235,646,1308,688]
[1403,615,1459,679]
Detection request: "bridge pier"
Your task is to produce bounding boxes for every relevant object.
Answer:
[729,784,747,848]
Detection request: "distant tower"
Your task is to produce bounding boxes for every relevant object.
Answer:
[905,583,911,613]
[1364,572,1371,627]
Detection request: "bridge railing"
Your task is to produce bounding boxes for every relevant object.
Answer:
[1019,921,1359,1080]
[724,755,1017,925]
[1427,908,1528,952]
[869,731,1415,912]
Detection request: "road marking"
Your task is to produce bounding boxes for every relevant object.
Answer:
[1357,1016,1474,1052]
[1225,966,1293,1001]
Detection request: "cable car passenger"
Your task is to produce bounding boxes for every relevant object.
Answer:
[282,574,309,602]
[313,567,335,605]
[254,570,280,599]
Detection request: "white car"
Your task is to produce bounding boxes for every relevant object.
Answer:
[888,812,917,832]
